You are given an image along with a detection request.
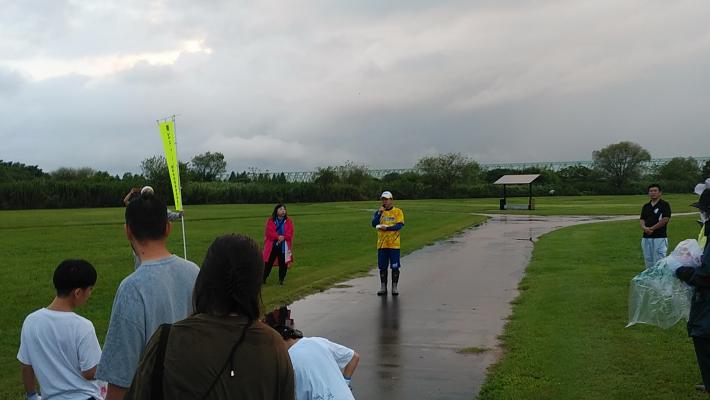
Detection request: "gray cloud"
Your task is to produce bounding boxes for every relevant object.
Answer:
[0,67,25,95]
[1,0,709,175]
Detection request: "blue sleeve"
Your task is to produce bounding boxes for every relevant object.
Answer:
[95,282,146,388]
[371,211,381,227]
[167,210,182,221]
[386,222,404,231]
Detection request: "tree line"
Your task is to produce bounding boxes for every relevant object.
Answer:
[0,142,708,209]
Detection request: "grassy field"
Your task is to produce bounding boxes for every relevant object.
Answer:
[478,214,706,399]
[399,193,697,216]
[0,194,698,398]
[0,200,486,398]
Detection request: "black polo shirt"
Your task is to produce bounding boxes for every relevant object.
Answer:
[640,199,671,238]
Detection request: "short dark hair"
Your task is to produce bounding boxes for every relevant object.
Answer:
[271,203,287,221]
[193,234,263,320]
[125,189,168,241]
[648,184,662,191]
[53,259,97,297]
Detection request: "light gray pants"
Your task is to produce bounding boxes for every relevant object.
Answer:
[642,237,668,268]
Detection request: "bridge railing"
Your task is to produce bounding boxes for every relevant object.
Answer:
[253,157,709,182]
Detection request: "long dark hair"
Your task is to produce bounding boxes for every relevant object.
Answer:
[192,234,263,320]
[271,203,288,221]
[191,234,265,398]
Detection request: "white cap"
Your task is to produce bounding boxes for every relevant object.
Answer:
[380,191,393,199]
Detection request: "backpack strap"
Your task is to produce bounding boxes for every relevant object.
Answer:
[151,323,172,400]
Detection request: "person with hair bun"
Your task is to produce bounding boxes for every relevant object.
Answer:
[97,189,199,400]
[126,234,295,400]
[123,186,184,269]
[123,187,183,221]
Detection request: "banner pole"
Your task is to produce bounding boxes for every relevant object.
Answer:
[180,215,187,259]
[172,115,188,260]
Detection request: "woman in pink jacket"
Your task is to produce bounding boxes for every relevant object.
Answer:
[263,203,294,285]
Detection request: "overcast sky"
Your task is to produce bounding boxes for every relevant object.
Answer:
[1,0,709,175]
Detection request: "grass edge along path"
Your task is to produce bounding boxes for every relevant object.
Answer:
[478,215,705,400]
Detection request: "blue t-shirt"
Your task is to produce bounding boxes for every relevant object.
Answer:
[95,255,199,387]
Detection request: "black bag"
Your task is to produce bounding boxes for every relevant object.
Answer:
[151,324,172,400]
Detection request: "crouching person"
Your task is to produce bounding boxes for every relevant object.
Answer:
[266,307,360,400]
[18,259,102,400]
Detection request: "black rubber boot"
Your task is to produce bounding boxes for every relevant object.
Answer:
[377,269,388,296]
[391,269,400,296]
[263,263,272,284]
[278,265,287,285]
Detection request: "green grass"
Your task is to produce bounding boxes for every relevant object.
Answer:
[478,215,707,400]
[396,193,697,216]
[0,200,485,398]
[457,346,491,354]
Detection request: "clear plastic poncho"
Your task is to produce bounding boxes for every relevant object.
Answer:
[627,239,703,329]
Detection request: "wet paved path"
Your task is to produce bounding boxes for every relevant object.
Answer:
[288,215,627,399]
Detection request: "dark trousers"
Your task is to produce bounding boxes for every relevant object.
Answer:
[264,242,287,283]
[693,336,710,390]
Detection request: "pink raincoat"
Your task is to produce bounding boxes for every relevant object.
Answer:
[262,218,294,266]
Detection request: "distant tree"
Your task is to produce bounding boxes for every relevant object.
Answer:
[141,155,169,183]
[657,157,700,183]
[592,141,651,188]
[246,167,269,182]
[272,172,288,184]
[189,151,227,182]
[558,165,598,181]
[51,167,109,181]
[484,168,517,183]
[231,171,251,183]
[0,160,47,182]
[702,160,710,180]
[313,166,339,187]
[225,170,254,183]
[381,172,402,182]
[461,161,484,184]
[336,162,370,186]
[93,171,115,181]
[122,172,142,181]
[140,155,189,194]
[416,153,481,188]
[254,171,273,183]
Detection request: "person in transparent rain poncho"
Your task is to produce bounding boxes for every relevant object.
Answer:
[627,239,702,329]
[674,185,710,394]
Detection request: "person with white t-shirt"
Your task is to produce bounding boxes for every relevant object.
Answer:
[266,307,360,400]
[17,259,103,400]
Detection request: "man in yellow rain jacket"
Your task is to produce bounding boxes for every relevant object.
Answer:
[371,191,405,296]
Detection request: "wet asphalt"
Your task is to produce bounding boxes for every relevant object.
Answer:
[287,215,626,399]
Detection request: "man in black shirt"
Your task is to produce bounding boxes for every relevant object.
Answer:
[639,184,671,268]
